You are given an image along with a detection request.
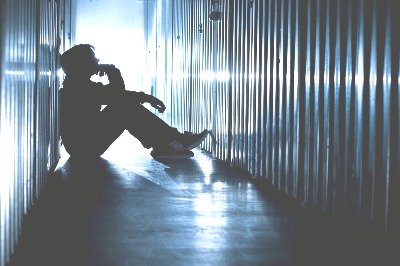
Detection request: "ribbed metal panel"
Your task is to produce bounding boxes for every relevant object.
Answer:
[150,0,399,235]
[0,1,63,265]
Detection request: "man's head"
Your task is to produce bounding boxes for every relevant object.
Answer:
[61,44,99,76]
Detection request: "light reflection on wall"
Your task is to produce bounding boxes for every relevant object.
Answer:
[5,70,25,75]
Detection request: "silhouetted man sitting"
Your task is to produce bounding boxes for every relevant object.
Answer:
[60,44,207,160]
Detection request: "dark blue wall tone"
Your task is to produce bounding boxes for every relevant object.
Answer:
[149,0,399,236]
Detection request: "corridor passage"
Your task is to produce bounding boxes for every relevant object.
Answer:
[9,133,394,266]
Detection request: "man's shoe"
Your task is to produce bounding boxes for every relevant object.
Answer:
[151,140,194,160]
[179,130,209,150]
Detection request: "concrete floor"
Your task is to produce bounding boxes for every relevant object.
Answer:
[9,133,396,266]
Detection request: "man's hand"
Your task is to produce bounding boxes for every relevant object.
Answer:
[98,64,125,91]
[146,95,166,113]
[98,64,117,77]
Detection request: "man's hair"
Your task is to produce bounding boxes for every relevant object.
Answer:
[60,44,95,74]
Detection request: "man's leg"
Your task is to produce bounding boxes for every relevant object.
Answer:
[112,101,207,159]
[121,103,179,149]
[76,101,207,159]
[63,107,126,158]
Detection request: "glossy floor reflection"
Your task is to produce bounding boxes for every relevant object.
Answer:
[9,133,395,266]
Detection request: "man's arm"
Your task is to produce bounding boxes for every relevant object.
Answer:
[97,64,166,113]
[126,91,166,113]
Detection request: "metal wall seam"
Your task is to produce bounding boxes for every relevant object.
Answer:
[242,0,247,168]
[321,0,331,213]
[387,0,400,240]
[353,0,365,229]
[291,0,300,200]
[246,0,253,176]
[278,0,286,192]
[332,0,343,218]
[230,0,236,166]
[265,0,272,185]
[255,0,263,178]
[259,0,267,179]
[284,0,292,195]
[249,0,257,176]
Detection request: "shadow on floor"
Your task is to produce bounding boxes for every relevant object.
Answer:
[9,158,120,266]
[8,153,398,266]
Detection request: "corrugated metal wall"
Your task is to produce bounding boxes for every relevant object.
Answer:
[0,0,73,265]
[152,0,399,236]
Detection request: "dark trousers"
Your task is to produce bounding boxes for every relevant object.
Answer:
[62,102,178,158]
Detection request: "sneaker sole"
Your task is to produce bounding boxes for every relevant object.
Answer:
[184,130,209,150]
[150,151,194,160]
